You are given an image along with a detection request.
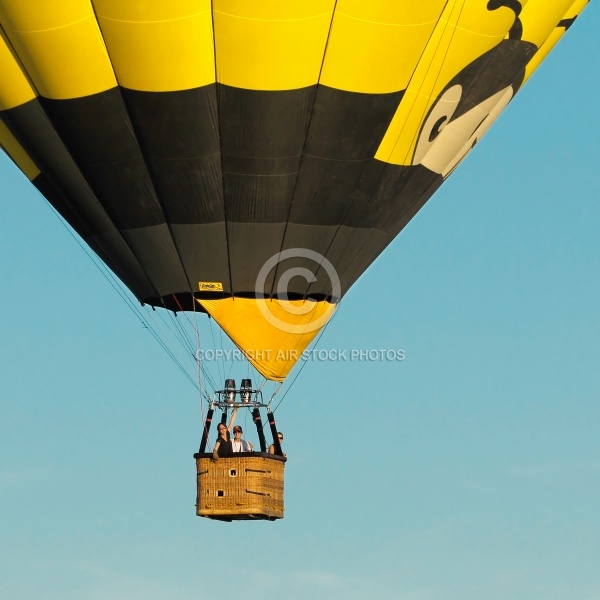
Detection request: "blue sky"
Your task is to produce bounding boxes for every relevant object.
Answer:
[2,6,599,599]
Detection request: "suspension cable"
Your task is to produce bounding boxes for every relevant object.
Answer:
[271,304,340,413]
[40,196,201,389]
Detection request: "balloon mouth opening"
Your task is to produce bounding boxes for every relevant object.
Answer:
[142,291,339,313]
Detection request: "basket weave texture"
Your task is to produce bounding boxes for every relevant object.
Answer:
[195,454,285,521]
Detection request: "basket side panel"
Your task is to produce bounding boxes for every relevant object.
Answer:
[196,456,285,519]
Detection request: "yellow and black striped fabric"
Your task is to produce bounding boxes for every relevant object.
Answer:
[0,1,589,380]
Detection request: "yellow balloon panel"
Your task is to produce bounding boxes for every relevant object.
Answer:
[93,0,208,22]
[0,0,116,99]
[334,0,447,23]
[213,0,335,90]
[320,8,442,93]
[0,0,90,31]
[94,0,216,91]
[216,0,333,21]
[0,33,36,110]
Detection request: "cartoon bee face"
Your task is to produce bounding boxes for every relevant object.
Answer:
[411,39,535,178]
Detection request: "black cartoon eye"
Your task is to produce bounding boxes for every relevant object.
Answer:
[413,85,462,165]
[429,116,448,142]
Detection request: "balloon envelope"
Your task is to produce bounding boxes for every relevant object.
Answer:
[0,0,589,380]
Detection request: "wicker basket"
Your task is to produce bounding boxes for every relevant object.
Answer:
[194,453,285,521]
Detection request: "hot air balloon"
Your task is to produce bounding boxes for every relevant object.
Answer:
[0,0,590,520]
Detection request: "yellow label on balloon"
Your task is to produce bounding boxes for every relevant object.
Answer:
[198,282,224,292]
